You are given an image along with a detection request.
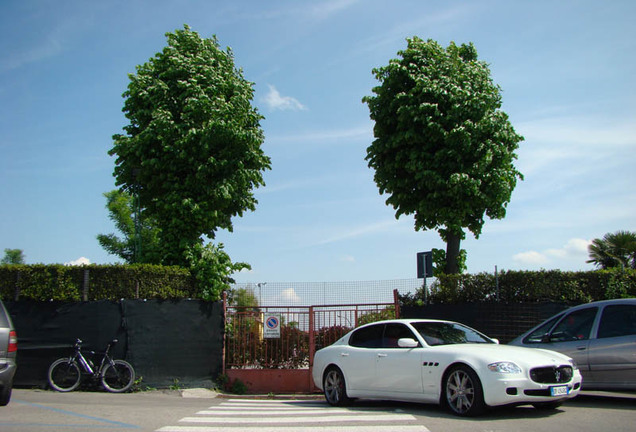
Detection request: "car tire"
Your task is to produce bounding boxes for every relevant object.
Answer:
[442,364,486,416]
[0,384,12,406]
[323,366,351,407]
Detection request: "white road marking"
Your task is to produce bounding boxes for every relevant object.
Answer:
[180,413,418,423]
[156,398,431,432]
[197,408,351,415]
[157,425,430,432]
[158,427,429,432]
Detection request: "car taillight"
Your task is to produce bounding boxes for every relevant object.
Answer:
[8,330,17,353]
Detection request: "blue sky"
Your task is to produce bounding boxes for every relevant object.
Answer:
[1,0,634,283]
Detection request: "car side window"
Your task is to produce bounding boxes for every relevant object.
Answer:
[383,323,419,348]
[598,305,636,339]
[523,314,564,344]
[349,324,384,348]
[550,307,598,342]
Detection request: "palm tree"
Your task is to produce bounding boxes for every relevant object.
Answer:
[587,231,636,269]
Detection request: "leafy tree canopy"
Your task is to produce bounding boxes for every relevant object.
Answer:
[1,248,25,265]
[587,230,636,270]
[110,25,271,266]
[97,190,162,264]
[363,37,524,273]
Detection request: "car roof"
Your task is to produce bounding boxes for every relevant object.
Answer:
[357,318,455,327]
[559,298,636,311]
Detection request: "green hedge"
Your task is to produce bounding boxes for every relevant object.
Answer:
[401,269,636,306]
[0,264,195,301]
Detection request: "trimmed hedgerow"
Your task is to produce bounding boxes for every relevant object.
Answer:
[400,269,636,306]
[0,264,195,301]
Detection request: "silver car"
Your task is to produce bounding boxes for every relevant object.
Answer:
[0,298,17,406]
[509,298,636,390]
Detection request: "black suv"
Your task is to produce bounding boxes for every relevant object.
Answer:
[0,299,17,406]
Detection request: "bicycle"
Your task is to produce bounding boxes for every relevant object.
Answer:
[47,338,135,393]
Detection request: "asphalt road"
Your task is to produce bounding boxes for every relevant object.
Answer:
[2,388,635,432]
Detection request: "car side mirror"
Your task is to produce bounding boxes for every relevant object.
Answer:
[397,338,419,348]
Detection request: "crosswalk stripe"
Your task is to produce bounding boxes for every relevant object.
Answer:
[225,398,315,403]
[158,426,430,432]
[197,409,350,415]
[219,401,324,406]
[180,413,417,424]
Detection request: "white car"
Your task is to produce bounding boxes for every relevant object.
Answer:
[312,319,582,416]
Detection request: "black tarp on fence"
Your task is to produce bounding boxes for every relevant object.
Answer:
[401,302,571,343]
[5,299,223,388]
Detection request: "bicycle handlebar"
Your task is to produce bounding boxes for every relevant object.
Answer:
[72,338,119,350]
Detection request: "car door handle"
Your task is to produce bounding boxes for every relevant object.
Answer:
[340,353,349,357]
[377,353,388,358]
[577,346,587,351]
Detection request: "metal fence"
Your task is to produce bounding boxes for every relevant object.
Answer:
[230,279,421,307]
[224,299,399,370]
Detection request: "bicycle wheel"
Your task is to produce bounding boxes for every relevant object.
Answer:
[101,360,135,393]
[48,358,81,392]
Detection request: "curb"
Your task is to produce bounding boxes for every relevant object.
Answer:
[179,388,323,400]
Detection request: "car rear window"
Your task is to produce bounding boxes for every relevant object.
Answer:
[349,324,384,348]
[0,301,11,327]
[598,304,636,339]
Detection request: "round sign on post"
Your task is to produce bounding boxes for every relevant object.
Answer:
[263,314,281,339]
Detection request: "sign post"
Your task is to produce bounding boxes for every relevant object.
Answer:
[417,251,433,304]
[263,313,281,339]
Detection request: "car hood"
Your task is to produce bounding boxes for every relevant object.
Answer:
[433,343,573,368]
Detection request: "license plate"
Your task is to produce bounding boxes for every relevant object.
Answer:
[550,385,569,396]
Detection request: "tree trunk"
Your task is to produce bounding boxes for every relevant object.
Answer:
[445,232,462,274]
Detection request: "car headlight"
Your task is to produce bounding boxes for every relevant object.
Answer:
[488,362,523,374]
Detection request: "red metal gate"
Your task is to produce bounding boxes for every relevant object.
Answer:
[223,291,399,393]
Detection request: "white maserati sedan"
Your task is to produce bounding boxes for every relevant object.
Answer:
[312,319,582,416]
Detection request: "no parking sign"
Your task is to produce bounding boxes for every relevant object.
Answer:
[263,313,281,339]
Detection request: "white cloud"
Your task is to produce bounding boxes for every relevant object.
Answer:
[545,238,591,258]
[263,85,306,111]
[1,38,63,72]
[513,251,549,266]
[513,238,591,267]
[516,115,636,175]
[309,0,359,20]
[315,219,407,246]
[340,255,356,263]
[278,288,302,304]
[65,257,91,266]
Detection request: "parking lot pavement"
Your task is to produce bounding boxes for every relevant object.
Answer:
[2,389,635,432]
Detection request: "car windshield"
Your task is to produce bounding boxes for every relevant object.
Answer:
[411,322,493,346]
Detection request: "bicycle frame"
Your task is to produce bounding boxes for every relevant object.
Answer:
[68,339,117,378]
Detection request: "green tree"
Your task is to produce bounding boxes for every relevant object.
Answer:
[97,190,162,264]
[110,25,271,267]
[363,38,524,274]
[184,242,250,301]
[587,230,636,270]
[1,249,25,265]
[227,286,260,308]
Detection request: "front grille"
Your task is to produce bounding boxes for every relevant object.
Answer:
[530,366,573,384]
